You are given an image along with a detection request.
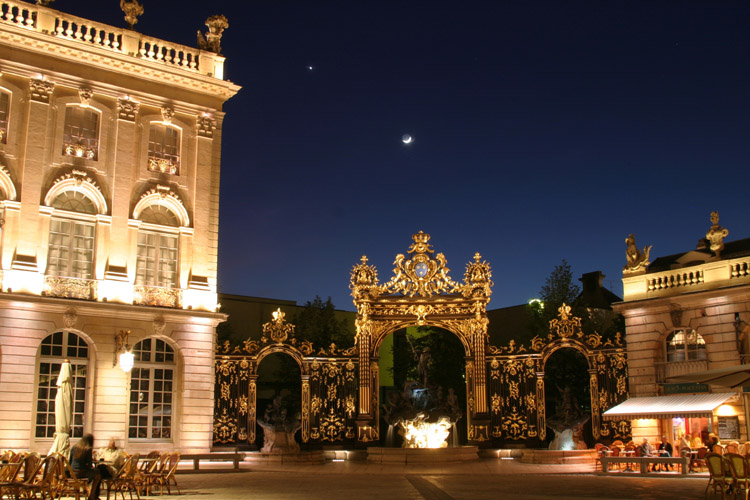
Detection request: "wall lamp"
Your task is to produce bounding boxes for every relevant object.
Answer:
[114,330,135,373]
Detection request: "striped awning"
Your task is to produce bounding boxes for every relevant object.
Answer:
[602,393,736,421]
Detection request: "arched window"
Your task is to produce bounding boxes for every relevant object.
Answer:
[129,338,175,440]
[0,90,9,144]
[46,191,97,279]
[666,329,707,362]
[36,331,89,439]
[62,106,99,160]
[147,124,180,175]
[136,205,179,288]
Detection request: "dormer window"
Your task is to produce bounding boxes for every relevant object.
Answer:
[63,106,99,160]
[666,329,706,362]
[147,124,180,175]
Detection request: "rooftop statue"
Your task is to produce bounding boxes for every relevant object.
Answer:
[623,233,651,274]
[197,15,229,54]
[706,211,729,258]
[120,0,144,29]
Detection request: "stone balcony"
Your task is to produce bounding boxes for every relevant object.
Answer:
[655,359,710,385]
[43,276,97,301]
[622,255,750,301]
[0,0,227,80]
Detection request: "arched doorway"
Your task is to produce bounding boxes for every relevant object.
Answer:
[377,326,467,446]
[543,346,592,449]
[350,231,493,444]
[255,352,302,449]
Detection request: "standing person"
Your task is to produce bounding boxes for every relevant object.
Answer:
[70,434,111,500]
[679,433,692,455]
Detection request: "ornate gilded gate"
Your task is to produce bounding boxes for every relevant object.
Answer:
[213,310,359,446]
[349,231,494,443]
[486,304,631,446]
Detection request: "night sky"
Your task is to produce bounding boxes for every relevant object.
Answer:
[62,1,750,311]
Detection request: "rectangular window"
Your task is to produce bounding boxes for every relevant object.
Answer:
[35,362,87,439]
[63,106,99,160]
[0,92,9,144]
[47,219,95,279]
[136,232,178,288]
[128,366,173,439]
[147,124,180,174]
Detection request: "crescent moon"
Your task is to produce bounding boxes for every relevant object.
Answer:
[402,134,413,144]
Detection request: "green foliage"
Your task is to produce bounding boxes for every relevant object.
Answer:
[391,327,466,408]
[292,296,353,349]
[257,353,302,417]
[216,320,234,345]
[529,259,583,337]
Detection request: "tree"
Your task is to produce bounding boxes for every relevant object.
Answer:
[292,296,353,349]
[529,259,582,338]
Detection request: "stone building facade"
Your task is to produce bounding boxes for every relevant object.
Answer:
[612,214,750,444]
[0,1,239,453]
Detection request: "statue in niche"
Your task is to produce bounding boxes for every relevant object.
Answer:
[407,336,431,387]
[623,233,651,273]
[257,394,300,453]
[546,384,589,451]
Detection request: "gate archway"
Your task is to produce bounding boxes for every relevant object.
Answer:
[349,231,494,443]
[486,304,631,446]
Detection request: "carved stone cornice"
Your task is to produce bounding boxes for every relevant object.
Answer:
[117,98,139,121]
[197,114,217,138]
[29,78,55,103]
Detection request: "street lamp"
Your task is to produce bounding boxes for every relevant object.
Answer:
[114,330,134,373]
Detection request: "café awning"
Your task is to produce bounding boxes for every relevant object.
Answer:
[602,393,736,420]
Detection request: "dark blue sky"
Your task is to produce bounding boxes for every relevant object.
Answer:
[68,1,750,311]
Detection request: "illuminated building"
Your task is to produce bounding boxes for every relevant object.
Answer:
[609,213,750,445]
[0,1,239,452]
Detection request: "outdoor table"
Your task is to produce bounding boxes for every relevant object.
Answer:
[621,450,636,472]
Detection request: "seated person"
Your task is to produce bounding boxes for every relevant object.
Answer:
[656,437,673,471]
[710,435,724,455]
[70,434,113,500]
[639,438,655,457]
[96,438,126,475]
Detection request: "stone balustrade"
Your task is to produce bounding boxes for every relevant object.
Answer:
[647,270,704,292]
[133,284,183,308]
[655,359,709,383]
[0,0,222,79]
[623,255,750,300]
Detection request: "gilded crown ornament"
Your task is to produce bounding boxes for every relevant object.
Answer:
[262,308,295,343]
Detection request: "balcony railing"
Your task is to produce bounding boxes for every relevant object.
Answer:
[43,276,97,300]
[647,270,704,292]
[133,285,182,308]
[0,0,224,79]
[655,359,710,384]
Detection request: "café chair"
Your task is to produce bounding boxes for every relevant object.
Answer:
[54,453,91,500]
[705,452,731,499]
[106,452,142,500]
[724,453,750,500]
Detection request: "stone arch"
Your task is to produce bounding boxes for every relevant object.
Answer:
[133,185,189,227]
[44,170,107,214]
[349,231,493,444]
[0,164,16,201]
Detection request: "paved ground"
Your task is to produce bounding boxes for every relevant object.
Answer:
[162,459,707,500]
